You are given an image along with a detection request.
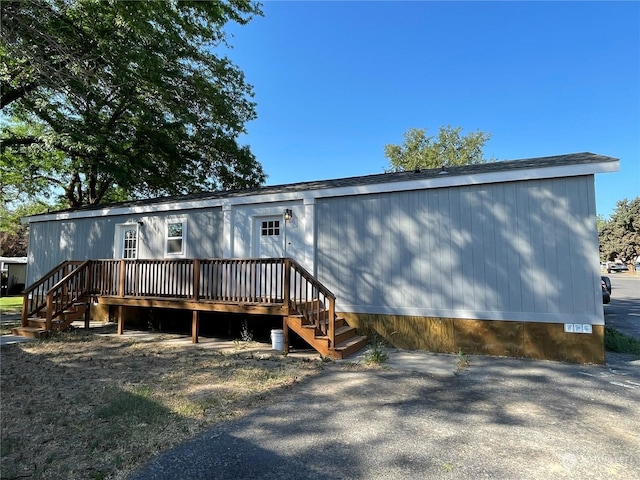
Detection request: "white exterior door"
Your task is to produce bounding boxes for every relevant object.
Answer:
[254,216,284,258]
[115,224,139,259]
[251,216,286,301]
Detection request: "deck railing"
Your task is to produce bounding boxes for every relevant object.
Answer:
[22,261,88,327]
[88,258,289,303]
[24,258,337,342]
[286,258,336,340]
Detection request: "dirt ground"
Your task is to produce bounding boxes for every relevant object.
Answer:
[0,327,340,480]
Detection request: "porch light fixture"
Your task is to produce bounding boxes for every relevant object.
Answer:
[284,209,293,221]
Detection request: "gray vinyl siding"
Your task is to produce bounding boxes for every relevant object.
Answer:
[138,209,223,259]
[27,221,64,283]
[316,176,601,323]
[26,208,223,285]
[27,217,121,283]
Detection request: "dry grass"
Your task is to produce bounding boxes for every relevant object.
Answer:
[0,329,327,480]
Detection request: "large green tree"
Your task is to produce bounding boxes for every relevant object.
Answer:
[1,0,265,208]
[0,200,51,256]
[598,197,640,263]
[384,125,493,172]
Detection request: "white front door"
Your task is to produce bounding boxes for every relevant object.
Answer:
[115,224,139,259]
[254,216,284,258]
[251,216,285,301]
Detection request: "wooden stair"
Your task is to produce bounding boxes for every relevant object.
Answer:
[12,302,88,338]
[286,313,368,360]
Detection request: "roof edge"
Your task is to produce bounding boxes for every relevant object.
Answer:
[23,152,619,223]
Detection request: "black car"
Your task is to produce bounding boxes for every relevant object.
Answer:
[601,276,611,304]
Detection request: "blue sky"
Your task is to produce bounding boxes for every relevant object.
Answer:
[225,1,639,218]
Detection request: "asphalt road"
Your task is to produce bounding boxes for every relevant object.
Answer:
[603,273,640,341]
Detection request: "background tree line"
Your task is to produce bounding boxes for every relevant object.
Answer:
[598,197,640,265]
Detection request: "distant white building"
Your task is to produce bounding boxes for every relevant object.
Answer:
[0,256,28,294]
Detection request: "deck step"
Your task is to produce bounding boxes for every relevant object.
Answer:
[11,326,48,338]
[286,314,368,360]
[334,335,369,358]
[62,310,85,321]
[27,317,65,328]
[334,325,357,345]
[300,317,345,329]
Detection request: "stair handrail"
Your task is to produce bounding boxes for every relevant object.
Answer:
[285,258,336,346]
[42,260,92,331]
[21,261,85,327]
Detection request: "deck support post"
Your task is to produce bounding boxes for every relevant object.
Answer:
[192,260,200,344]
[117,305,124,335]
[282,316,289,353]
[192,310,199,344]
[45,294,53,331]
[84,301,90,330]
[21,294,28,327]
[85,262,92,330]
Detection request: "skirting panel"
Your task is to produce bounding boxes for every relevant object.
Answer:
[90,303,110,322]
[340,312,605,365]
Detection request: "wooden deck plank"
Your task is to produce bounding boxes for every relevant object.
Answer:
[96,295,289,315]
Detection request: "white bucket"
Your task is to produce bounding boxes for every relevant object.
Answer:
[270,329,284,351]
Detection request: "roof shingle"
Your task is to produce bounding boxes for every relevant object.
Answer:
[45,152,618,215]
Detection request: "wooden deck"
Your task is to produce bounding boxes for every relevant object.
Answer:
[97,295,289,315]
[17,258,368,359]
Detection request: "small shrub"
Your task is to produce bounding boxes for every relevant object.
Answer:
[364,335,388,365]
[239,319,253,342]
[605,327,640,355]
[454,347,470,375]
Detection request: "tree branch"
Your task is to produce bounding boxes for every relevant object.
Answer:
[64,171,82,208]
[0,137,43,147]
[1,83,38,109]
[95,179,112,204]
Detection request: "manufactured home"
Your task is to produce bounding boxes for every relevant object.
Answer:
[1,256,27,295]
[20,152,618,363]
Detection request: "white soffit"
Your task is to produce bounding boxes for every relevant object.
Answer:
[25,159,619,223]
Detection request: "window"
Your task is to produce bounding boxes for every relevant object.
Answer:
[166,220,186,255]
[123,228,138,259]
[261,220,280,236]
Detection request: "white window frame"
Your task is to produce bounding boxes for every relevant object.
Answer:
[165,219,187,257]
